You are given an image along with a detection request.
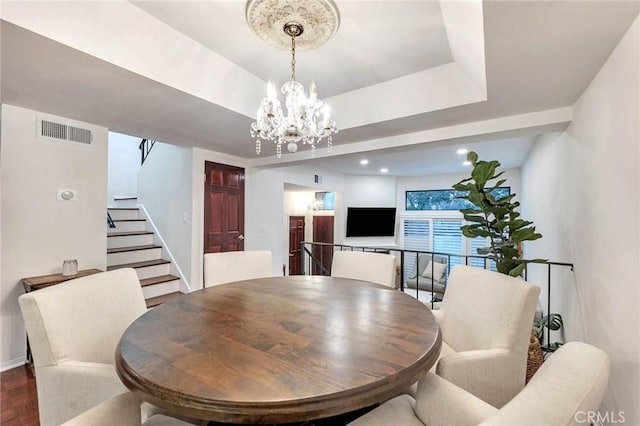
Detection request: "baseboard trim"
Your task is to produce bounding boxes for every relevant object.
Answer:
[1,356,27,372]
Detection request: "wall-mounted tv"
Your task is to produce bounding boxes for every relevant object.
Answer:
[346,207,396,237]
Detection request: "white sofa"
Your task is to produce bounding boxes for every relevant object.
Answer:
[404,254,448,297]
[349,341,610,426]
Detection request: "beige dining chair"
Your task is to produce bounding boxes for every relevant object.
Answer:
[18,268,148,426]
[203,250,273,287]
[331,250,397,288]
[62,392,193,426]
[422,265,540,408]
[348,341,610,426]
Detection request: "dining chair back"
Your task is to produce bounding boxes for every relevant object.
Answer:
[19,268,147,426]
[348,341,610,426]
[430,265,541,407]
[204,250,273,287]
[331,250,397,288]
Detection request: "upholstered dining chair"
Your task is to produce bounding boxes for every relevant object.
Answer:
[62,392,193,426]
[424,265,540,408]
[18,268,148,426]
[203,250,273,287]
[349,342,610,426]
[331,250,397,288]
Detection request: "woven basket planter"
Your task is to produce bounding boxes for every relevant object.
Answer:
[526,330,544,383]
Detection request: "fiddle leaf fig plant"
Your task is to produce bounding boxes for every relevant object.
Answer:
[453,152,563,355]
[452,151,545,277]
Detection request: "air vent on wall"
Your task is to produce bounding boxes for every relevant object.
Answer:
[38,119,93,145]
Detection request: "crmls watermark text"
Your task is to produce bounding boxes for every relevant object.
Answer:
[575,411,626,425]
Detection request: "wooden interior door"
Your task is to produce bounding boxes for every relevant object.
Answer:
[312,216,334,275]
[204,161,245,253]
[288,216,305,275]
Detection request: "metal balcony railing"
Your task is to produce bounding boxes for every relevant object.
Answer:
[299,241,573,354]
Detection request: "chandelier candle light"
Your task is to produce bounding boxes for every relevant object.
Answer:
[247,0,339,157]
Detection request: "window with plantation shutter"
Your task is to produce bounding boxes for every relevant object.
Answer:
[402,219,430,279]
[400,212,498,284]
[433,219,463,270]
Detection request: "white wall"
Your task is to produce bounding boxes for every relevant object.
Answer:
[521,17,639,424]
[137,142,193,288]
[343,175,398,247]
[0,104,108,370]
[107,132,140,204]
[245,167,286,269]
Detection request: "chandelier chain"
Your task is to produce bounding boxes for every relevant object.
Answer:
[290,33,296,81]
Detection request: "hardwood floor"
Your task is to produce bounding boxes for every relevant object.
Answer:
[0,365,39,426]
[0,365,370,426]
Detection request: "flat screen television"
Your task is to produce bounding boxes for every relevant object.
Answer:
[346,207,396,237]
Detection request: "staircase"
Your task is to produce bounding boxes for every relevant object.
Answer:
[107,203,183,307]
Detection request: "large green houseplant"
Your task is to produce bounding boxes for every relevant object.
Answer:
[453,151,562,360]
[452,151,543,277]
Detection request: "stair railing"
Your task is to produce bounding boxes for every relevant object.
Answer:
[107,212,116,229]
[139,139,156,165]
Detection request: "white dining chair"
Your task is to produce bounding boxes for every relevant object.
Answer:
[348,341,610,426]
[61,392,194,426]
[203,250,273,287]
[331,250,397,288]
[420,265,541,408]
[18,268,148,426]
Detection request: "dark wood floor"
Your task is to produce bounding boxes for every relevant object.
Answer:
[0,365,39,426]
[0,365,369,426]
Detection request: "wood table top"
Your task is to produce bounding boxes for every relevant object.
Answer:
[116,275,441,424]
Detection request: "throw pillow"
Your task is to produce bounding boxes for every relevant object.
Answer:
[421,260,446,281]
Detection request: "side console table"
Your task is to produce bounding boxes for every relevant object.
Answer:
[22,268,102,293]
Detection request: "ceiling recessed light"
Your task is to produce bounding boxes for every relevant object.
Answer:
[457,148,468,155]
[463,161,472,166]
[380,168,389,173]
[360,159,369,165]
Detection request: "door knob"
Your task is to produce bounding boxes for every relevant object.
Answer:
[238,234,245,240]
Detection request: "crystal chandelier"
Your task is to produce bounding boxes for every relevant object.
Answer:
[247,0,339,158]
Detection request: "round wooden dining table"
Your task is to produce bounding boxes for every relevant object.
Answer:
[116,275,441,424]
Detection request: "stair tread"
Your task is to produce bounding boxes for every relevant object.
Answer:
[107,259,171,270]
[107,231,154,237]
[146,292,183,308]
[112,219,145,222]
[140,274,180,287]
[107,244,161,254]
[107,207,139,210]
